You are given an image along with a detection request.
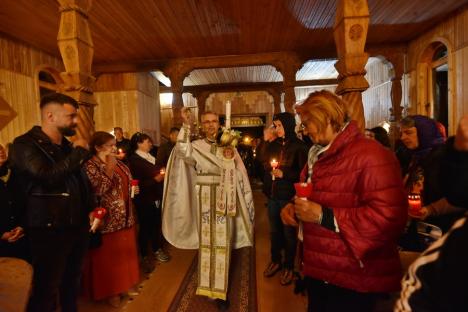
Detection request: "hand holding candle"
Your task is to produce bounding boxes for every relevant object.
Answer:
[270,158,279,180]
[90,207,107,232]
[131,179,139,198]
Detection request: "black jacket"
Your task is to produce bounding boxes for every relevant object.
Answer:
[0,163,16,234]
[128,153,162,205]
[263,113,308,200]
[9,126,93,228]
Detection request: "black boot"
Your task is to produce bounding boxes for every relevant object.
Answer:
[215,298,230,311]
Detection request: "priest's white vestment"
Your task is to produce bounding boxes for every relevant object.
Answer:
[162,126,255,300]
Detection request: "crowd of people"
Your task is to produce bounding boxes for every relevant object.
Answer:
[1,89,468,312]
[0,93,179,311]
[256,91,468,311]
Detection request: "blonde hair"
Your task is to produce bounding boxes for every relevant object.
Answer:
[296,90,346,134]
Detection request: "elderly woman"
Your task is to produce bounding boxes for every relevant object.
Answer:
[398,116,460,223]
[83,131,140,307]
[281,90,407,312]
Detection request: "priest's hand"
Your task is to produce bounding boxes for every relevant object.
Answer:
[294,198,323,223]
[280,203,298,227]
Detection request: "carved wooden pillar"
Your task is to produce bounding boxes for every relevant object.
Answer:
[193,91,210,117]
[164,63,189,127]
[277,60,302,113]
[386,52,405,149]
[57,0,96,142]
[266,87,281,114]
[333,0,370,131]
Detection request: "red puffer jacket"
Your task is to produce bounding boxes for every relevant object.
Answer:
[302,121,407,293]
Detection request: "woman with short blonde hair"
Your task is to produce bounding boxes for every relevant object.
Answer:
[296,90,346,135]
[282,90,407,312]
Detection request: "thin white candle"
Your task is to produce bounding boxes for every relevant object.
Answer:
[225,100,231,129]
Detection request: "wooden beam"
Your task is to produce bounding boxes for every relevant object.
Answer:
[159,79,338,94]
[92,43,410,76]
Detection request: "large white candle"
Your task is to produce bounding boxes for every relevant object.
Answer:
[225,100,231,129]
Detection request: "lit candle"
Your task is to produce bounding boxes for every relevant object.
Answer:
[408,194,422,216]
[225,100,231,129]
[160,168,166,175]
[270,158,279,181]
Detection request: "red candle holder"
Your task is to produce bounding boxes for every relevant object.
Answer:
[408,194,423,216]
[92,207,107,220]
[294,182,313,199]
[131,179,139,198]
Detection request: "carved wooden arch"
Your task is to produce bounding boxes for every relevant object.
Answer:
[161,52,306,119]
[415,37,455,134]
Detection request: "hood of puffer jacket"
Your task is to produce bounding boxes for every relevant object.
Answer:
[273,112,297,140]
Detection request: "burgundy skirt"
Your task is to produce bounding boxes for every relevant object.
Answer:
[82,226,140,300]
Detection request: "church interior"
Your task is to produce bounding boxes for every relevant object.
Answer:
[2,0,468,311]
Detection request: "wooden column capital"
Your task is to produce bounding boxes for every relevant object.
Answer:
[57,0,96,141]
[333,0,370,131]
[275,56,304,114]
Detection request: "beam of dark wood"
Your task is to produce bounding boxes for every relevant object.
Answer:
[159,79,338,94]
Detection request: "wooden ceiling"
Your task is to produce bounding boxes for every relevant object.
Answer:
[0,0,467,85]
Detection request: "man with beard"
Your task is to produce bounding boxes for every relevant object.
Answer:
[9,93,93,312]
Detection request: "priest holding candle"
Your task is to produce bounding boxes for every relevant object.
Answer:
[162,103,254,309]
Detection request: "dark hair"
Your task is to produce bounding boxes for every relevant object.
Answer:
[114,127,123,132]
[370,126,391,148]
[40,93,79,109]
[89,131,115,155]
[169,127,180,134]
[130,132,152,153]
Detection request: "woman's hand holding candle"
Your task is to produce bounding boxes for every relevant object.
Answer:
[131,179,139,198]
[293,198,323,224]
[90,207,107,233]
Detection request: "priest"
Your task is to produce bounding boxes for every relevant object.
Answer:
[162,107,254,306]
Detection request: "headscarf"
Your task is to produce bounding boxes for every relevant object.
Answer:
[411,115,445,158]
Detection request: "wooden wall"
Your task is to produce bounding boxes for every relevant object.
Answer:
[0,35,63,145]
[407,5,468,135]
[94,72,161,145]
[207,91,274,126]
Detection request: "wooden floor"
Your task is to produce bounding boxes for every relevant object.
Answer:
[79,187,307,312]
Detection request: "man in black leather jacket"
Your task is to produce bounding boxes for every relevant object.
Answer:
[9,93,92,312]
